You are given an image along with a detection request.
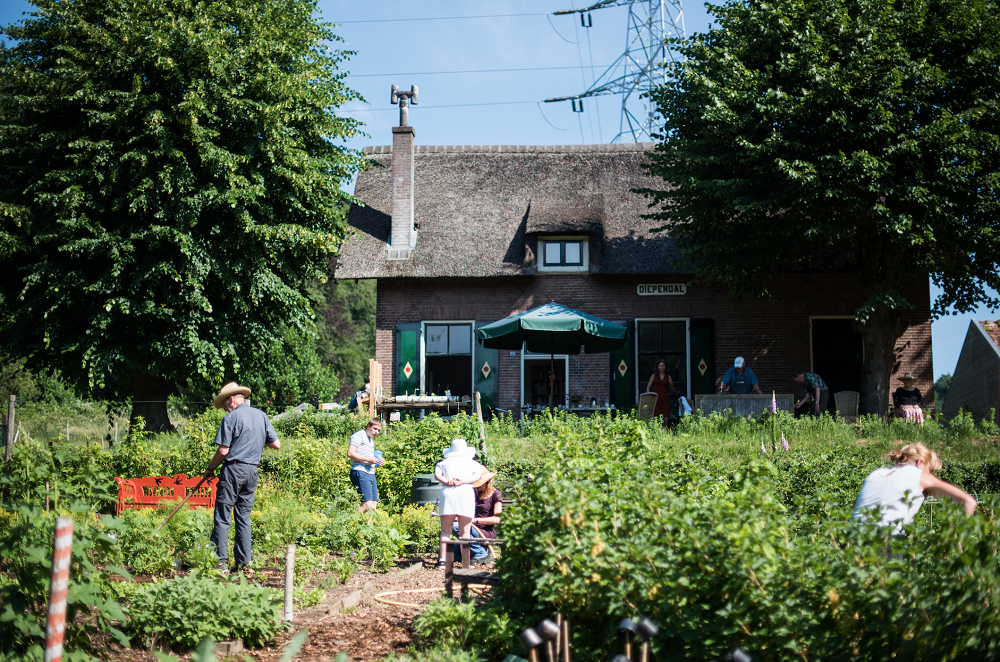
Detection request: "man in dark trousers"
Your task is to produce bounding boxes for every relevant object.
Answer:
[205,382,281,575]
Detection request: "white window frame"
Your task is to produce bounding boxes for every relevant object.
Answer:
[520,347,571,408]
[633,317,692,403]
[420,320,475,397]
[537,235,589,273]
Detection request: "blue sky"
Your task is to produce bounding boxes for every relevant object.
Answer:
[2,0,995,381]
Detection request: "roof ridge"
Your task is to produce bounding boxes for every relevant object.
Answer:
[362,143,655,155]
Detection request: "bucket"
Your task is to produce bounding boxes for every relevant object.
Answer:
[411,473,442,506]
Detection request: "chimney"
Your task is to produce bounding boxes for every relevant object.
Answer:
[388,85,418,260]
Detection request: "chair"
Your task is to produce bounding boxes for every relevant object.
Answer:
[834,391,859,421]
[637,392,658,421]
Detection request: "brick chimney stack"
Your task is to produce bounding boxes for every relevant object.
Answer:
[388,85,418,260]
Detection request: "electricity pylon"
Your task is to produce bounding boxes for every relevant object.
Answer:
[545,0,684,143]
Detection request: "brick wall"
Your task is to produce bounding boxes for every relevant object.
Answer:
[371,273,934,414]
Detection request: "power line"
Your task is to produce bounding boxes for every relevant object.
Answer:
[337,100,542,112]
[336,13,551,24]
[349,65,615,78]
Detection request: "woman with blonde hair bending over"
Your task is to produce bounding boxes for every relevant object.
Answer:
[852,443,976,534]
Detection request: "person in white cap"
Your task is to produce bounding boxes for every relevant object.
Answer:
[433,438,483,569]
[720,357,762,394]
[204,382,281,576]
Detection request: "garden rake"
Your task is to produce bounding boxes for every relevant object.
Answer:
[156,475,210,530]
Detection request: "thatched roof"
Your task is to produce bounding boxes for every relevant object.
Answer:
[334,143,679,279]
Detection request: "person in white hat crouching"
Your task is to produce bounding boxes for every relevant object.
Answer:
[433,438,483,569]
[204,382,281,575]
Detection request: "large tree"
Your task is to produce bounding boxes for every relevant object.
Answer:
[0,0,366,429]
[639,0,1000,415]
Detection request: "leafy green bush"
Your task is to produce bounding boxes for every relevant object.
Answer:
[324,509,409,571]
[499,435,1000,661]
[129,573,284,649]
[413,597,514,655]
[398,504,440,555]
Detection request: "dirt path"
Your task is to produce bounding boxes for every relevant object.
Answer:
[101,555,491,662]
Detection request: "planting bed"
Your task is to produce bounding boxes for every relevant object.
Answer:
[94,554,484,661]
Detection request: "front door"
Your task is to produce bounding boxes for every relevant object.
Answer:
[811,318,863,411]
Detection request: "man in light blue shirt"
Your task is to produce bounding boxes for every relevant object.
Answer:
[720,357,762,395]
[204,382,281,576]
[347,417,385,512]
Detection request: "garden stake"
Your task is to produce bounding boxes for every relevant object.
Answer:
[155,475,209,531]
[617,618,637,660]
[554,613,563,659]
[561,617,572,662]
[44,517,73,662]
[520,627,544,662]
[45,481,49,512]
[284,544,295,621]
[538,618,560,662]
[636,617,659,662]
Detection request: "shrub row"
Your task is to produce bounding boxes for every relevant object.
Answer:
[497,430,1000,661]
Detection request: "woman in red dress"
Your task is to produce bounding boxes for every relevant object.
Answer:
[646,359,676,427]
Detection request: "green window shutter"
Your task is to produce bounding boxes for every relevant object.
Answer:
[610,321,635,408]
[396,323,421,396]
[690,319,715,396]
[474,324,499,416]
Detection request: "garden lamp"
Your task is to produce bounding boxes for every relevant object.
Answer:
[636,617,659,662]
[538,618,561,662]
[520,628,544,662]
[617,618,637,659]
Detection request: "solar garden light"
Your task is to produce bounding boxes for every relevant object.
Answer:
[711,648,753,662]
[617,618,638,660]
[636,617,659,662]
[520,627,544,662]
[538,618,561,662]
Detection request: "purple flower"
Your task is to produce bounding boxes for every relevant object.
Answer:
[781,433,789,451]
[771,392,778,414]
[761,441,766,453]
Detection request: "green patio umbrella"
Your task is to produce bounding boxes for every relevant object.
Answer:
[477,302,627,409]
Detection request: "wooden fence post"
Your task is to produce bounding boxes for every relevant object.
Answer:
[4,394,15,469]
[475,392,486,444]
[283,544,296,622]
[44,517,73,662]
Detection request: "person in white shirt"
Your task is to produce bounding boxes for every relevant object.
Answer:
[346,417,385,512]
[434,438,483,568]
[852,443,976,535]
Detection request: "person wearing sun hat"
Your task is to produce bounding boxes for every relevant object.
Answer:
[204,382,281,575]
[892,373,925,424]
[450,468,503,564]
[433,438,483,569]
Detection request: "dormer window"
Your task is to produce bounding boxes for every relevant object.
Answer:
[538,236,589,273]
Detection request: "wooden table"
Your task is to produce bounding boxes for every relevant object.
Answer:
[376,401,473,417]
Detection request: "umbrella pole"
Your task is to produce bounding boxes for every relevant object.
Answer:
[549,332,555,411]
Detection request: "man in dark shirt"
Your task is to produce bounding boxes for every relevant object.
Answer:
[204,382,281,575]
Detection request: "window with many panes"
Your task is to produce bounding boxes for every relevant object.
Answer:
[424,324,472,397]
[538,238,588,272]
[637,321,688,406]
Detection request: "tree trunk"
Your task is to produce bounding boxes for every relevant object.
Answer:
[130,371,173,433]
[857,306,906,418]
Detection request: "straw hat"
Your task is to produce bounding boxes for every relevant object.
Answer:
[443,438,477,459]
[899,373,917,384]
[473,469,498,488]
[214,382,251,409]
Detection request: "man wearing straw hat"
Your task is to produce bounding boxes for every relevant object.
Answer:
[204,382,281,575]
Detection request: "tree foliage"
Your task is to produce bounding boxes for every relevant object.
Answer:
[0,0,367,429]
[638,0,1000,414]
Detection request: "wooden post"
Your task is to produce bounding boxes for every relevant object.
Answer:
[283,544,295,621]
[44,517,73,662]
[65,422,69,444]
[474,392,486,443]
[114,421,118,447]
[4,394,15,469]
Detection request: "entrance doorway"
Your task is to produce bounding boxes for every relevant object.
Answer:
[811,317,863,412]
[523,357,567,408]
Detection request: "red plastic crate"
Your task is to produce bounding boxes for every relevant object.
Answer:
[113,473,219,516]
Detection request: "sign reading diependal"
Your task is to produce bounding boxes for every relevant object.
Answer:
[637,283,687,296]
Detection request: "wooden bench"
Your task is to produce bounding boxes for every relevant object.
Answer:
[444,537,506,601]
[113,473,219,516]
